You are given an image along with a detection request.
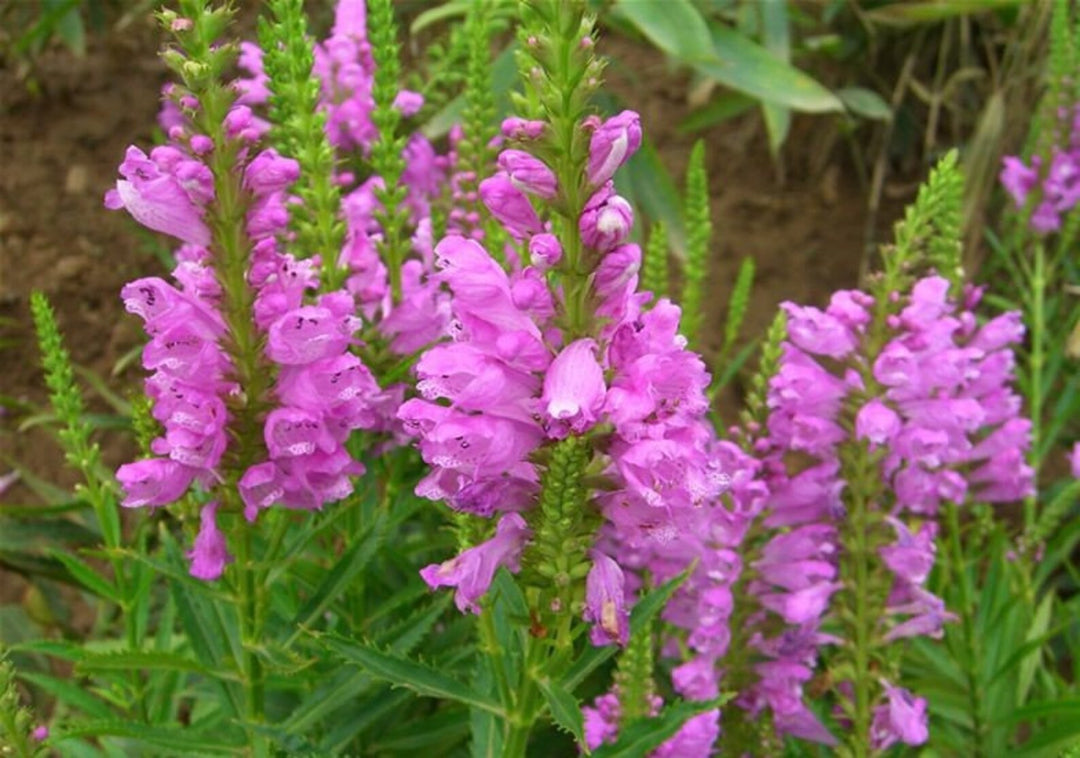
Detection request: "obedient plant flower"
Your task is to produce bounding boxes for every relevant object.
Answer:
[109,14,389,579]
[586,110,642,188]
[104,146,212,246]
[725,272,1031,749]
[420,513,531,613]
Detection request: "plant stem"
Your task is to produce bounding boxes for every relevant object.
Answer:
[1025,241,1046,533]
[944,502,986,755]
[503,636,543,758]
[235,524,268,757]
[846,445,877,758]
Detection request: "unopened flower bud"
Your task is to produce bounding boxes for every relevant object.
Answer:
[498,149,557,198]
[587,110,642,187]
[529,233,563,269]
[580,184,633,252]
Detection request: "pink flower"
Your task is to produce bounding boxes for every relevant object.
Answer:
[479,173,544,239]
[105,146,211,246]
[580,183,633,253]
[871,683,929,749]
[855,399,901,446]
[420,513,531,613]
[1000,155,1039,209]
[497,149,557,198]
[584,552,629,646]
[542,339,606,433]
[501,117,546,140]
[116,459,196,508]
[528,233,563,269]
[393,89,424,116]
[188,502,232,580]
[587,110,642,187]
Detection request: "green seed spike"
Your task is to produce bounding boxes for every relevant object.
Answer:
[880,148,964,304]
[368,0,410,304]
[738,309,787,446]
[258,0,346,288]
[31,291,121,549]
[521,436,598,648]
[642,221,670,302]
[614,617,657,725]
[459,0,505,261]
[681,140,712,347]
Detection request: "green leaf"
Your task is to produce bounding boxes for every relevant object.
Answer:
[410,0,471,33]
[592,697,727,757]
[16,671,115,720]
[679,92,757,134]
[1018,593,1054,704]
[864,0,1023,26]
[49,550,120,603]
[369,708,471,753]
[318,634,504,716]
[75,650,214,677]
[759,0,792,154]
[837,86,892,120]
[285,510,386,645]
[536,676,587,750]
[619,141,687,257]
[55,722,244,755]
[614,0,714,63]
[422,43,518,141]
[694,24,843,113]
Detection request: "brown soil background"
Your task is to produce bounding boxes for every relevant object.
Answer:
[0,14,909,605]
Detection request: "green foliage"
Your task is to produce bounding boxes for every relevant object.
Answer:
[613,619,656,725]
[2,0,95,63]
[0,650,47,757]
[680,140,712,348]
[708,255,756,403]
[521,436,596,646]
[458,0,509,265]
[877,149,965,310]
[641,222,669,302]
[368,0,410,303]
[258,0,347,289]
[30,292,120,550]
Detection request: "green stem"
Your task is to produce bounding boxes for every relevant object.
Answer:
[479,607,515,713]
[503,636,543,758]
[944,503,986,755]
[845,445,878,758]
[235,525,268,757]
[1025,242,1046,533]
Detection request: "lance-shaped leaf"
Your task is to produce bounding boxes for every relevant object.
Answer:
[318,634,504,716]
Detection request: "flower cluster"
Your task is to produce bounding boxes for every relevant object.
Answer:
[739,274,1032,747]
[1001,150,1080,233]
[109,55,385,578]
[405,105,729,651]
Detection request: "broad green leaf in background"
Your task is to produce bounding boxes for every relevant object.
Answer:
[679,92,757,134]
[618,141,687,257]
[613,0,714,63]
[837,86,893,121]
[422,44,519,141]
[759,0,792,155]
[697,24,844,114]
[864,0,1024,26]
